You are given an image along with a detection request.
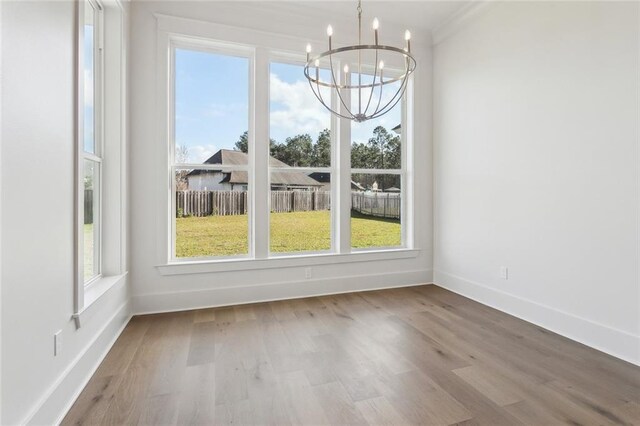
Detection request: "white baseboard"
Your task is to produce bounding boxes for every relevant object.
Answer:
[434,270,640,366]
[24,301,132,426]
[133,269,433,315]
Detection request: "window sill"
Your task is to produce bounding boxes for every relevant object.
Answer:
[73,272,128,328]
[156,249,420,276]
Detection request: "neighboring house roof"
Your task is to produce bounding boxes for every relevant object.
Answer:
[307,172,367,191]
[188,149,322,187]
[385,187,401,192]
[392,124,401,134]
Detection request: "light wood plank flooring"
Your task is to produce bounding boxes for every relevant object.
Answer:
[63,285,640,425]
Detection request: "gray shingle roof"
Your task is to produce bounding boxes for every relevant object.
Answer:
[189,149,322,187]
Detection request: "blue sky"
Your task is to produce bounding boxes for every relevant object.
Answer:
[174,48,401,164]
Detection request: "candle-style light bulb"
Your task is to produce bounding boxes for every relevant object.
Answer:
[404,30,411,41]
[373,17,379,45]
[314,59,320,67]
[306,43,312,53]
[327,25,333,36]
[343,64,349,74]
[379,60,384,70]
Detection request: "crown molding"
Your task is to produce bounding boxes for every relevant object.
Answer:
[432,0,499,46]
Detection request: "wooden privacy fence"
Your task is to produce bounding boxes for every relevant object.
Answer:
[351,192,401,220]
[177,191,248,217]
[176,190,400,219]
[84,190,93,224]
[271,191,330,213]
[176,190,331,217]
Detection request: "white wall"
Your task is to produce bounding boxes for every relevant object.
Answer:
[188,173,235,191]
[433,1,640,365]
[1,2,130,424]
[129,1,433,313]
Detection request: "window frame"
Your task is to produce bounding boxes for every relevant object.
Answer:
[267,55,337,257]
[78,0,104,287]
[74,0,128,323]
[347,66,407,251]
[168,37,255,263]
[158,16,415,269]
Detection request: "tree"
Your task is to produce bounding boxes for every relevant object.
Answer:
[312,128,331,167]
[350,126,401,190]
[368,126,396,169]
[351,141,375,169]
[175,145,190,190]
[283,134,313,167]
[236,131,279,159]
[234,131,249,153]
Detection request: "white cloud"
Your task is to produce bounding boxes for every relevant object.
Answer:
[270,71,401,145]
[185,144,219,163]
[269,72,330,140]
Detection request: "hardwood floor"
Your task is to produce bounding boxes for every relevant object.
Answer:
[63,285,640,425]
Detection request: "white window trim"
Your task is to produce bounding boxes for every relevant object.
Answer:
[74,0,128,323]
[157,248,419,276]
[268,53,337,255]
[155,14,417,273]
[169,37,255,263]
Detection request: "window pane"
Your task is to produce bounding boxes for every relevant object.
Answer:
[270,62,331,167]
[174,48,249,163]
[351,173,401,249]
[83,1,95,153]
[175,168,249,258]
[351,73,402,169]
[84,159,100,281]
[270,172,330,253]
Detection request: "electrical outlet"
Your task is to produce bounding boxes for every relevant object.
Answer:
[54,330,62,356]
[500,266,508,280]
[305,267,312,279]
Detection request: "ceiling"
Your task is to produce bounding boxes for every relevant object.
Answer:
[279,1,471,34]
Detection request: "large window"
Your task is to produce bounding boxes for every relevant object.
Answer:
[172,47,250,259]
[75,0,127,318]
[168,37,410,262]
[269,61,332,254]
[351,74,403,249]
[80,0,103,283]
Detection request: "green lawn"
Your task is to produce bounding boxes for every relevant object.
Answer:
[176,210,400,258]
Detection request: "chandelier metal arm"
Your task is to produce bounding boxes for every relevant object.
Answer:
[372,71,385,116]
[369,61,410,119]
[306,78,355,120]
[303,0,416,122]
[304,45,415,89]
[328,53,356,119]
[314,70,330,116]
[363,47,379,116]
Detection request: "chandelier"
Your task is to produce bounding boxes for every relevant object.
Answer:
[304,0,416,122]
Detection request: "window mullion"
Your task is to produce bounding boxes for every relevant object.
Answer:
[252,47,269,259]
[337,64,351,255]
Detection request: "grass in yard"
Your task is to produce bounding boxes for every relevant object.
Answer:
[270,211,331,253]
[176,214,249,257]
[176,210,401,258]
[351,211,402,249]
